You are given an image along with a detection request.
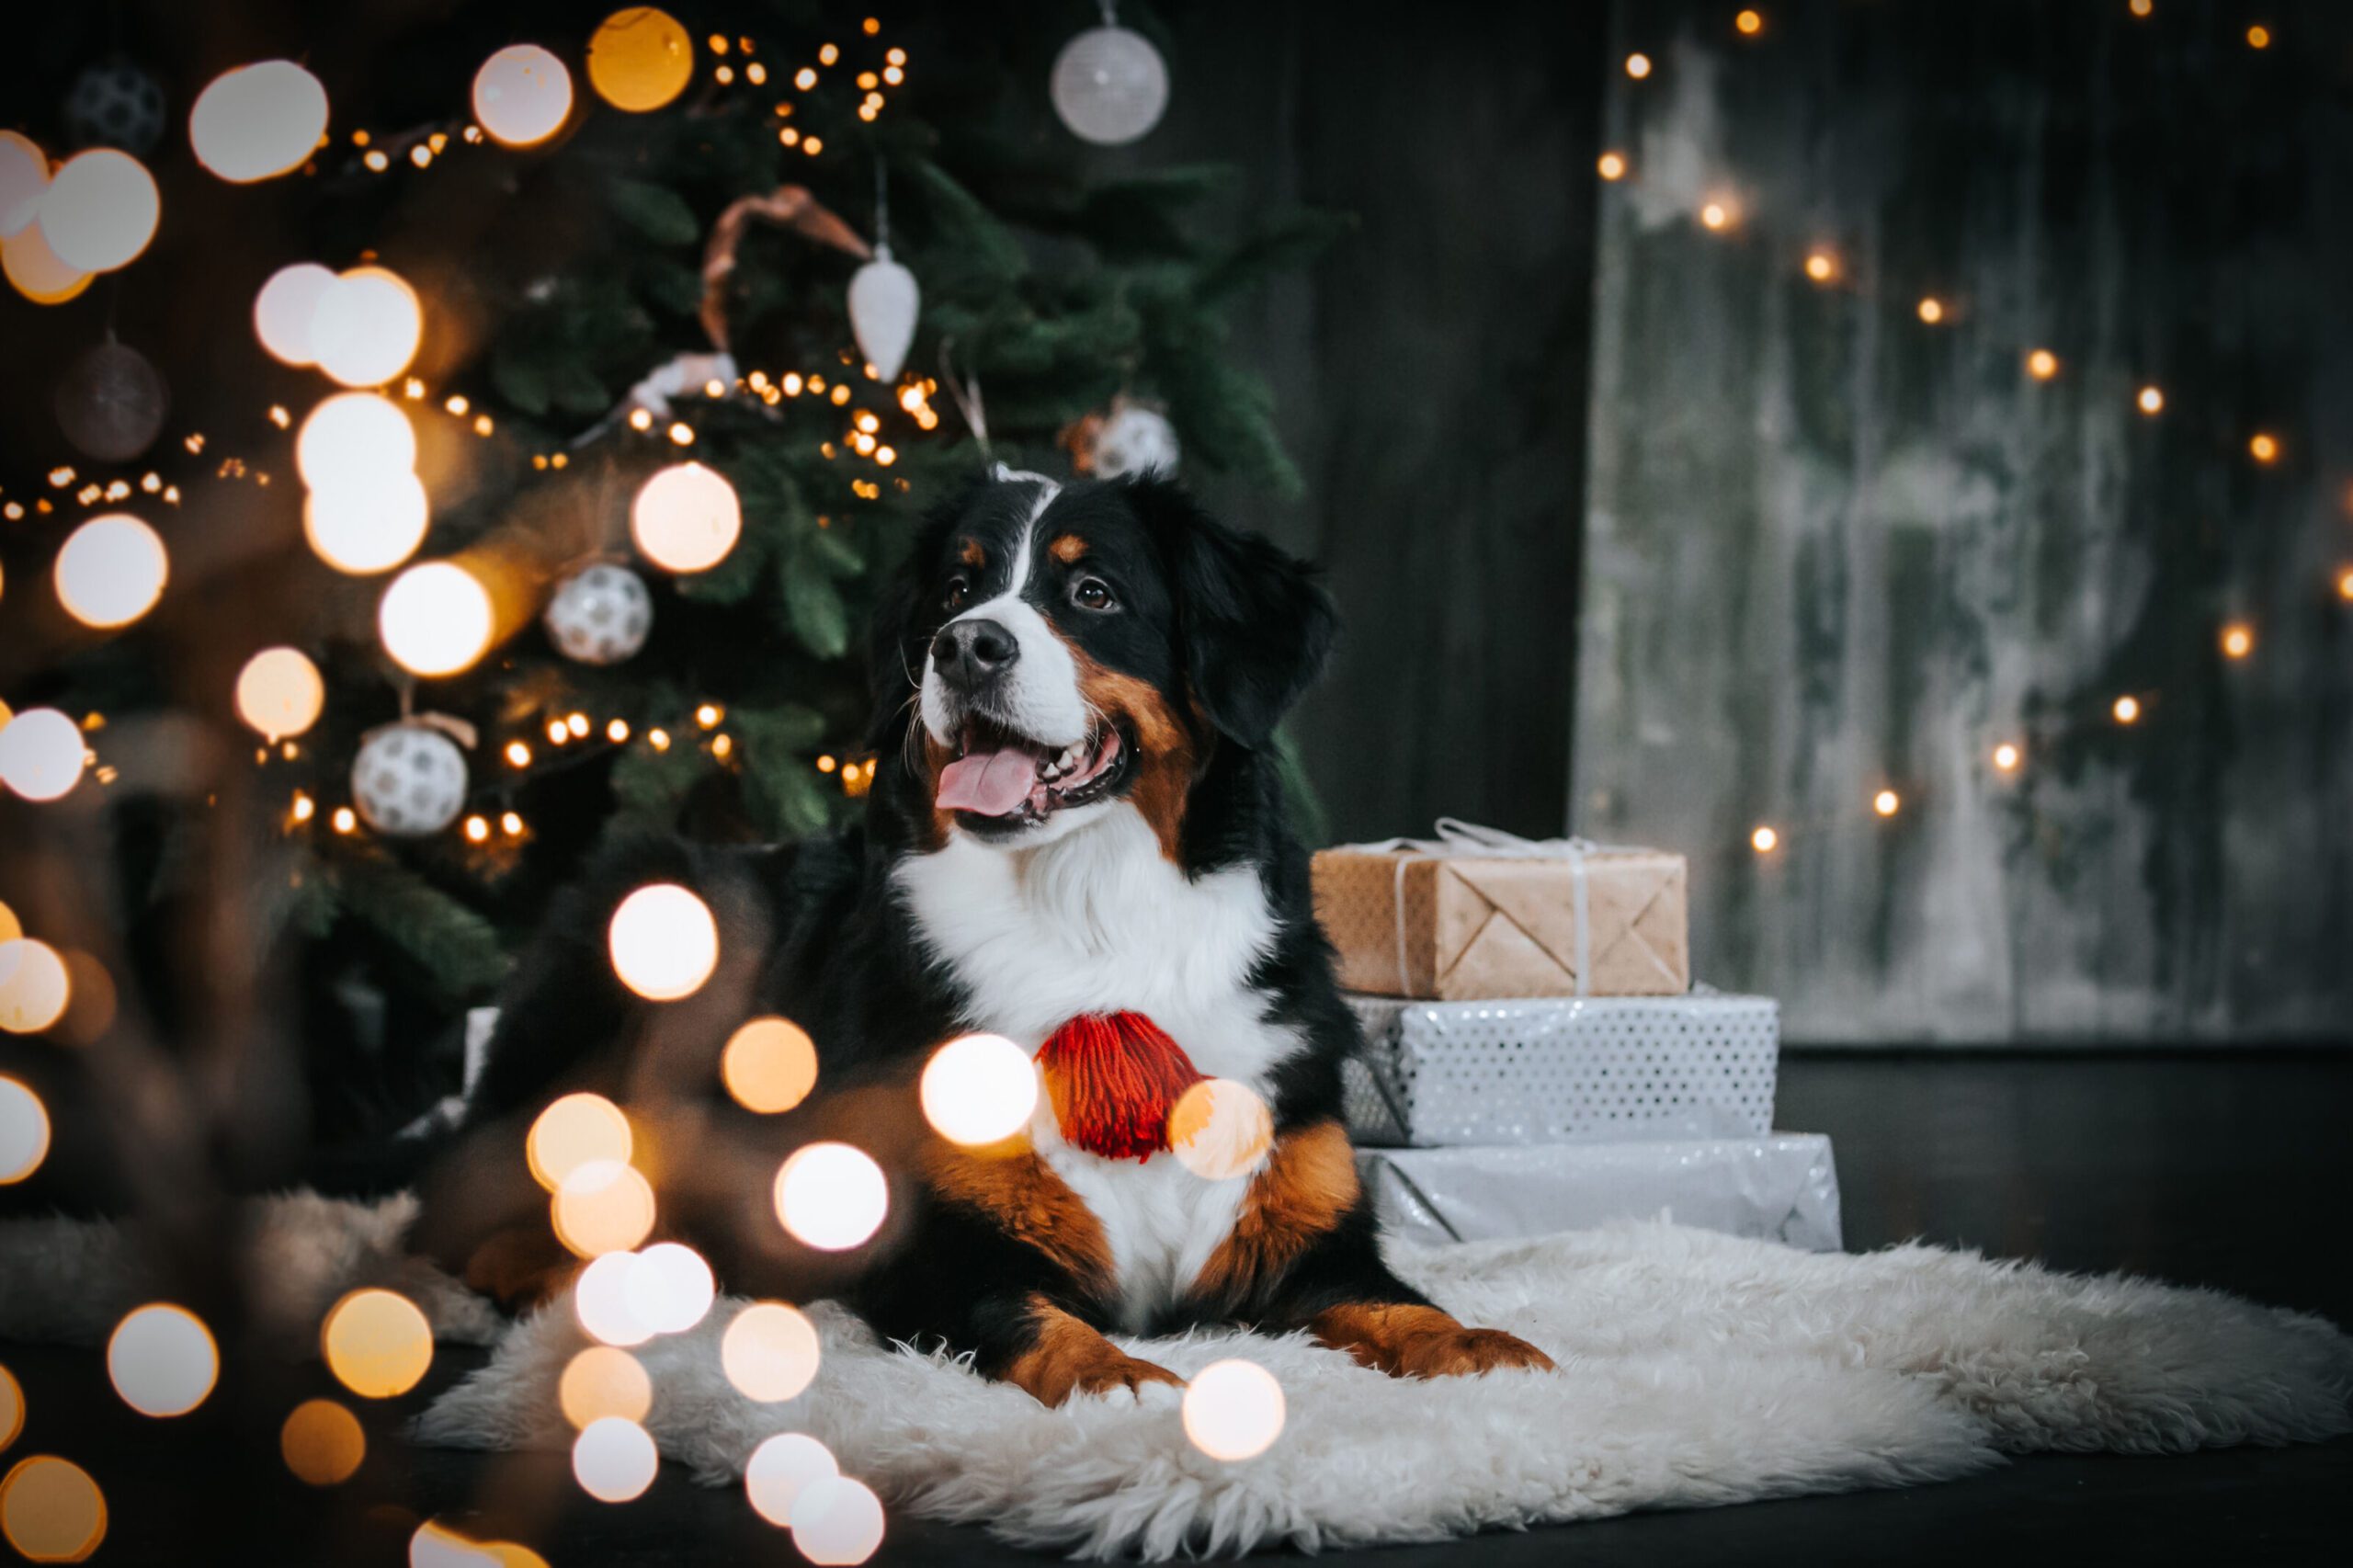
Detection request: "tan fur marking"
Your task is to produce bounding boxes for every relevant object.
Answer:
[1002,1295,1185,1406]
[1049,532,1087,564]
[1309,1301,1558,1380]
[959,538,986,567]
[1191,1120,1359,1305]
[922,1142,1118,1294]
[1066,646,1198,860]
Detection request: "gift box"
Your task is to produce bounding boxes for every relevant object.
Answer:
[1361,1134,1842,1252]
[1341,990,1778,1147]
[1312,820,1689,999]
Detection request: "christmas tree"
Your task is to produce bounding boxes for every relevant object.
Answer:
[0,2,1340,1154]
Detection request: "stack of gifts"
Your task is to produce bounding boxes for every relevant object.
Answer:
[1313,820,1841,1252]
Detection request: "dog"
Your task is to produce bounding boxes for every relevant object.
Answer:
[414,471,1553,1404]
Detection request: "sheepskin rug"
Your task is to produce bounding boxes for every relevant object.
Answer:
[5,1198,2348,1559]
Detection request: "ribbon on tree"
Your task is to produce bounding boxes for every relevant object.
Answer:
[699,184,871,350]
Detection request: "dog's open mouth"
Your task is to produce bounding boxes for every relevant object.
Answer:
[936,716,1131,826]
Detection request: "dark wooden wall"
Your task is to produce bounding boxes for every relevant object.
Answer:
[1154,0,1606,846]
[1574,0,2353,1042]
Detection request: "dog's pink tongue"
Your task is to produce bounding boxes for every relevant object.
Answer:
[937,747,1041,816]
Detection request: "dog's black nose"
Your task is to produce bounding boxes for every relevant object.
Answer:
[932,618,1019,688]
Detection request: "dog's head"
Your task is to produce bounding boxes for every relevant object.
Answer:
[870,472,1335,852]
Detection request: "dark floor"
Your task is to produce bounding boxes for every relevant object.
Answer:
[4,1052,2348,1566]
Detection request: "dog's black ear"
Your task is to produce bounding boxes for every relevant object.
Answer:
[1131,476,1337,749]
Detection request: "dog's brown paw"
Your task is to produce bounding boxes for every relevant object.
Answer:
[1310,1302,1557,1380]
[1003,1298,1188,1406]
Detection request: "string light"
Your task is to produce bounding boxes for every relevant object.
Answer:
[2112,695,2142,724]
[722,1303,822,1403]
[572,1417,659,1504]
[631,462,742,573]
[2130,0,2153,17]
[310,266,424,388]
[1699,200,1733,231]
[2246,24,2270,50]
[0,1074,51,1182]
[773,1142,888,1251]
[0,131,44,238]
[1872,789,1901,817]
[40,149,160,272]
[0,1364,17,1448]
[2220,623,2253,660]
[54,514,167,629]
[235,647,325,740]
[1735,9,1764,36]
[1993,742,2022,773]
[2026,348,2059,380]
[320,1288,433,1398]
[332,807,358,834]
[622,1241,715,1335]
[462,814,490,843]
[745,1432,836,1526]
[574,1252,654,1346]
[920,1034,1038,1145]
[106,1303,218,1417]
[2136,385,2164,415]
[473,45,574,147]
[1624,52,1652,78]
[606,719,631,743]
[3,223,92,305]
[1182,1358,1286,1461]
[378,562,494,677]
[255,263,337,365]
[561,1346,652,1428]
[723,1017,819,1113]
[2247,432,2279,464]
[501,811,525,835]
[297,392,416,488]
[280,1400,367,1486]
[607,883,719,1000]
[2337,567,2353,602]
[552,1159,657,1257]
[1168,1079,1275,1181]
[0,1456,107,1562]
[1915,297,1945,324]
[588,8,695,112]
[1803,250,1836,283]
[0,709,90,802]
[790,1476,885,1565]
[304,472,429,574]
[190,62,329,182]
[1750,825,1779,853]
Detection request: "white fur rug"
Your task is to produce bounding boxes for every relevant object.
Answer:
[4,1198,2347,1559]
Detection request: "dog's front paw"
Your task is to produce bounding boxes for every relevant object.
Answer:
[1310,1302,1557,1380]
[1062,1352,1187,1405]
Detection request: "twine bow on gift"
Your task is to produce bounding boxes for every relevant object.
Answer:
[1336,818,1643,997]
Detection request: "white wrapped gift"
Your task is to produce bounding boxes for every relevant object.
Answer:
[1361,1134,1842,1253]
[1343,990,1778,1147]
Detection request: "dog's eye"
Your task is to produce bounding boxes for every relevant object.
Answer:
[1073,577,1118,612]
[943,574,971,612]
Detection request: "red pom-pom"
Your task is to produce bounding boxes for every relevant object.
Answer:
[1036,1011,1204,1161]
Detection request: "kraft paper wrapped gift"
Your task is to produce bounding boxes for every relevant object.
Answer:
[1312,819,1690,999]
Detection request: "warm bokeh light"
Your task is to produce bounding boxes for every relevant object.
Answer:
[572,1416,658,1504]
[189,62,330,183]
[255,263,336,365]
[1596,151,1625,181]
[745,1432,836,1528]
[553,1158,658,1258]
[0,1076,51,1183]
[321,1288,433,1399]
[2221,622,2253,660]
[0,1455,107,1562]
[1699,200,1731,231]
[304,472,430,574]
[474,45,575,148]
[54,514,167,629]
[1168,1078,1274,1182]
[0,943,72,1035]
[1750,825,1778,853]
[2248,432,2279,464]
[722,1017,820,1113]
[1182,1358,1286,1461]
[631,462,742,574]
[39,150,158,273]
[774,1142,889,1252]
[2112,695,2142,724]
[623,1242,715,1335]
[574,1251,654,1347]
[559,1346,652,1428]
[2136,384,2164,415]
[3,223,91,305]
[528,1092,633,1191]
[0,131,45,239]
[378,562,494,677]
[1873,789,1901,817]
[2246,24,2270,49]
[298,392,417,487]
[920,1033,1039,1146]
[280,1399,367,1485]
[2026,348,2059,381]
[721,1301,822,1403]
[1735,7,1764,34]
[1803,250,1836,282]
[1625,52,1653,78]
[106,1304,218,1418]
[0,1364,20,1450]
[588,8,696,112]
[607,883,720,1000]
[2338,567,2353,603]
[1915,296,1944,324]
[0,710,87,802]
[1993,742,2022,773]
[2130,0,2153,16]
[790,1475,885,1566]
[235,647,325,740]
[409,1520,501,1568]
[310,267,423,389]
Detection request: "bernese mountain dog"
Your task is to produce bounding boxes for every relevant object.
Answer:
[413,469,1553,1404]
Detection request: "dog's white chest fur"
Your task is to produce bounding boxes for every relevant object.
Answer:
[893,805,1297,1329]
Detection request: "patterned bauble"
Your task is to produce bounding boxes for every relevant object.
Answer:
[1050,18,1168,146]
[350,722,470,837]
[544,562,653,665]
[64,60,167,154]
[1081,402,1179,481]
[54,339,170,462]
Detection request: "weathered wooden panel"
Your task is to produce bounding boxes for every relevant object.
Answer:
[1577,1,2353,1042]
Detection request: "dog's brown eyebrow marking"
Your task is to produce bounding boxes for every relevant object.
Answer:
[1049,533,1087,564]
[959,538,986,567]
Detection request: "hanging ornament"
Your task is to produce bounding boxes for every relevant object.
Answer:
[699,185,868,351]
[54,338,169,461]
[847,250,916,382]
[1051,3,1169,147]
[349,716,473,837]
[1066,398,1178,481]
[63,60,167,155]
[544,562,653,665]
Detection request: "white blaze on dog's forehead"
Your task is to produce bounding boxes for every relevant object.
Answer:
[919,481,1088,753]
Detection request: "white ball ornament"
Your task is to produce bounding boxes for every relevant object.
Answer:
[1051,12,1169,146]
[1086,403,1179,480]
[847,244,919,383]
[349,722,470,837]
[545,562,653,665]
